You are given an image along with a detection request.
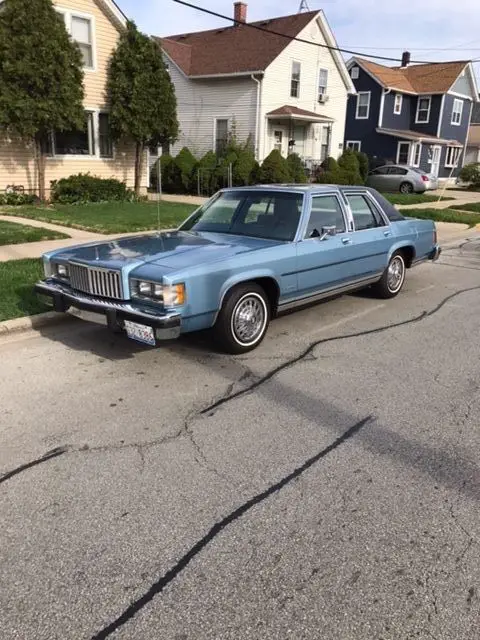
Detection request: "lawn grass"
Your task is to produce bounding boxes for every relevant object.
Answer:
[399,207,480,228]
[0,259,49,321]
[0,220,69,246]
[448,202,480,214]
[0,201,198,234]
[383,193,454,205]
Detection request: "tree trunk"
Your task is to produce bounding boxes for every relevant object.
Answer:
[34,134,46,202]
[134,142,145,197]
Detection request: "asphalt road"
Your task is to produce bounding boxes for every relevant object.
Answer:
[1,239,480,640]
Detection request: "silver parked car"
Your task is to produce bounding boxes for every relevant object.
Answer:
[366,165,438,193]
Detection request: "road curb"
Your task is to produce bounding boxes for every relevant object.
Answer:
[0,311,73,337]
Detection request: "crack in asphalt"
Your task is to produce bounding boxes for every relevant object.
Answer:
[201,284,480,416]
[2,284,480,488]
[90,415,373,640]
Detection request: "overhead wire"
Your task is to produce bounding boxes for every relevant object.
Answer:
[171,0,478,66]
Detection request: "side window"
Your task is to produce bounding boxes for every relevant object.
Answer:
[306,195,346,238]
[388,167,408,176]
[347,194,385,230]
[371,167,389,175]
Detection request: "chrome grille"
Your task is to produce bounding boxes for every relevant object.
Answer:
[69,263,123,299]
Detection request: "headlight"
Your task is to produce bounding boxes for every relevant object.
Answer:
[131,280,185,305]
[55,263,69,279]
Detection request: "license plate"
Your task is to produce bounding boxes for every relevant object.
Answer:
[124,320,156,346]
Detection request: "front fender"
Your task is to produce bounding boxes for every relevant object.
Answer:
[218,269,280,309]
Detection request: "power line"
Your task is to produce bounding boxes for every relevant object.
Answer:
[171,0,467,65]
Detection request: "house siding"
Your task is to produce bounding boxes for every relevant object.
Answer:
[410,94,442,136]
[260,17,349,162]
[451,73,471,96]
[382,92,413,130]
[164,58,257,158]
[344,65,381,156]
[439,95,471,141]
[0,0,147,195]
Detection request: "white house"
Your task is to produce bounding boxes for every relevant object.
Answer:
[157,3,355,167]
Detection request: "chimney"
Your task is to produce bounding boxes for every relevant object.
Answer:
[401,51,411,68]
[234,2,247,24]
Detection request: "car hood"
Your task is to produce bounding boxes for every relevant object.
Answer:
[51,231,281,271]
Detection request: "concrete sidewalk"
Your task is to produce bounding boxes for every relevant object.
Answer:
[399,189,480,210]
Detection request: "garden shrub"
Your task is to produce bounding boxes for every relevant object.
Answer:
[459,163,480,188]
[259,149,291,184]
[50,173,134,204]
[286,153,308,183]
[0,192,36,206]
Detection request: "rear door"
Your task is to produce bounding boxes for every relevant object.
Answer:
[343,192,393,278]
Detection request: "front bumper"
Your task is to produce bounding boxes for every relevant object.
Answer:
[428,245,442,261]
[35,280,181,341]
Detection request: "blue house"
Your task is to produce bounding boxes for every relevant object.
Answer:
[344,54,479,180]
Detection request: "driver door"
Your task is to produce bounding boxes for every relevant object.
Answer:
[296,194,355,298]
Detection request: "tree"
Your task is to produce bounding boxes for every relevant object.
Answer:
[0,0,85,200]
[107,21,178,196]
[286,153,308,183]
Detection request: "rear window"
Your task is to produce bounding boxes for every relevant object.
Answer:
[368,190,405,222]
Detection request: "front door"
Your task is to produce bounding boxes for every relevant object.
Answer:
[273,127,287,156]
[430,145,441,177]
[296,194,355,297]
[293,125,306,158]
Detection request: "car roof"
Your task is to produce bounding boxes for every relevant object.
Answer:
[220,184,374,195]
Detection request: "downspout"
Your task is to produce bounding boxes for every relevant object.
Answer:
[378,88,392,128]
[251,74,262,161]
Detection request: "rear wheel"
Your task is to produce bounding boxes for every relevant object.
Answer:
[399,181,413,194]
[372,252,406,299]
[213,283,270,354]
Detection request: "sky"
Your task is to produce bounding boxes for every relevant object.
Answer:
[117,0,480,80]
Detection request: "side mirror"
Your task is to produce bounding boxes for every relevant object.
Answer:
[319,225,337,241]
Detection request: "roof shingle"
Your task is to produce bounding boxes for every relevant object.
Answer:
[158,11,318,76]
[356,57,469,94]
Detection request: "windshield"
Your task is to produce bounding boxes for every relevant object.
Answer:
[180,190,304,242]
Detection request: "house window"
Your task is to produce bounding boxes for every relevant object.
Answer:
[291,61,301,98]
[412,142,421,167]
[99,113,113,158]
[350,66,359,80]
[397,141,410,165]
[445,146,461,168]
[57,9,94,69]
[215,119,229,154]
[394,94,403,115]
[451,99,463,126]
[346,141,361,151]
[318,68,328,100]
[54,112,94,155]
[416,96,431,123]
[356,92,370,119]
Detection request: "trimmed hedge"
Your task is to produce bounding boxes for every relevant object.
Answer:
[50,173,135,204]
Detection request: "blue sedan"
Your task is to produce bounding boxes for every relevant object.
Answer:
[35,185,441,354]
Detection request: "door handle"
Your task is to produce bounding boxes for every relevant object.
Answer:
[342,237,352,245]
[384,230,392,237]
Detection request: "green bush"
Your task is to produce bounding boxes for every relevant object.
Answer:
[0,192,36,206]
[150,154,175,193]
[232,147,256,186]
[250,161,261,185]
[286,153,308,183]
[197,150,220,195]
[50,173,134,204]
[174,147,198,193]
[459,162,480,187]
[337,148,364,185]
[260,149,291,184]
[353,150,369,181]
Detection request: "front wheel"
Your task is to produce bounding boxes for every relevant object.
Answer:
[213,283,270,354]
[372,252,406,299]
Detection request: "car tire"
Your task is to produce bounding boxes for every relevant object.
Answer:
[372,251,406,299]
[399,182,413,194]
[214,283,270,354]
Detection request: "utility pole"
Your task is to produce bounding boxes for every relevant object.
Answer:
[298,0,311,11]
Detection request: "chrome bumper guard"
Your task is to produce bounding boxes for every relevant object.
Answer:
[35,280,181,341]
[428,245,442,262]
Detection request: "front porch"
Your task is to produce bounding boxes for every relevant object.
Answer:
[265,105,334,170]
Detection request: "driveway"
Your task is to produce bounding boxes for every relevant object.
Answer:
[1,241,479,639]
